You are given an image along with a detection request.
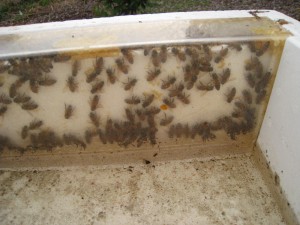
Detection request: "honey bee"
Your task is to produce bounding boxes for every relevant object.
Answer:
[234,101,247,111]
[175,123,183,138]
[39,75,56,86]
[255,72,271,93]
[200,122,216,142]
[90,111,100,127]
[53,54,71,62]
[85,129,97,144]
[146,106,161,115]
[171,47,186,61]
[142,94,155,108]
[160,114,174,126]
[124,78,137,90]
[67,76,78,92]
[245,57,260,71]
[197,82,214,91]
[161,76,176,89]
[121,49,134,64]
[125,95,140,105]
[256,41,270,57]
[125,108,135,122]
[199,64,213,72]
[14,93,31,103]
[21,100,38,110]
[21,126,28,139]
[90,95,100,111]
[183,64,193,82]
[86,70,98,83]
[211,73,220,90]
[116,58,129,74]
[144,46,152,56]
[183,124,190,138]
[186,74,197,90]
[29,119,43,130]
[229,43,242,51]
[136,109,146,121]
[151,50,160,67]
[247,42,256,53]
[214,47,228,63]
[220,68,231,85]
[94,57,104,74]
[168,83,184,97]
[0,61,10,73]
[106,68,116,84]
[185,47,193,56]
[0,105,7,116]
[256,90,266,104]
[147,68,161,81]
[63,134,86,148]
[98,129,107,144]
[163,97,176,108]
[168,125,175,138]
[245,73,256,88]
[226,87,236,103]
[91,80,105,94]
[0,94,12,104]
[72,60,80,77]
[147,114,156,127]
[159,45,168,63]
[64,104,75,119]
[30,80,39,93]
[242,90,253,104]
[177,92,190,104]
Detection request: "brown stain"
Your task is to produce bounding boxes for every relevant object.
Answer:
[59,48,120,60]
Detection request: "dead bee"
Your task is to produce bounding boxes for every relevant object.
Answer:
[106,68,116,84]
[125,108,135,122]
[159,45,168,63]
[121,49,134,64]
[177,92,190,104]
[86,70,98,83]
[168,83,184,97]
[30,80,39,93]
[161,76,176,89]
[163,97,176,108]
[91,80,104,94]
[226,87,236,103]
[256,41,270,57]
[90,95,100,111]
[21,101,38,110]
[53,54,71,62]
[21,126,29,139]
[147,68,161,81]
[214,47,228,63]
[39,75,56,86]
[142,94,155,108]
[72,60,80,76]
[94,57,104,74]
[125,96,140,105]
[229,43,242,51]
[14,93,31,103]
[64,104,75,119]
[144,46,152,56]
[29,119,43,130]
[116,58,129,74]
[67,76,78,92]
[171,47,186,61]
[242,89,253,104]
[90,111,100,127]
[151,50,160,67]
[197,82,214,91]
[256,90,266,104]
[245,73,256,88]
[220,68,231,85]
[160,115,174,126]
[0,93,12,104]
[136,109,146,121]
[124,78,137,90]
[0,105,7,116]
[211,73,220,90]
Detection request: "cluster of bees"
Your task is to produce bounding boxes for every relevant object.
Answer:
[0,40,272,152]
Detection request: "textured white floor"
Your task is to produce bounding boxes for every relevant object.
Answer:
[0,155,285,225]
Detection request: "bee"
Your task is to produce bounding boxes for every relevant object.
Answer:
[21,101,38,110]
[147,114,156,127]
[125,95,140,105]
[197,82,214,91]
[211,73,220,90]
[53,54,71,62]
[21,126,29,139]
[85,129,97,144]
[124,78,137,90]
[142,94,155,108]
[64,104,75,119]
[247,42,256,53]
[214,47,228,63]
[185,47,193,56]
[245,57,260,71]
[147,68,161,81]
[163,97,176,108]
[226,87,236,103]
[171,47,186,61]
[161,76,176,89]
[256,90,266,104]
[146,106,161,115]
[201,122,216,142]
[90,95,100,111]
[159,45,168,63]
[220,68,231,85]
[0,105,7,116]
[183,64,193,82]
[90,111,100,127]
[98,130,107,144]
[199,64,213,72]
[168,83,184,97]
[256,41,270,57]
[67,76,78,92]
[144,46,152,56]
[175,123,183,138]
[14,93,31,103]
[183,124,190,138]
[136,109,146,121]
[72,60,80,77]
[106,68,116,84]
[168,125,175,138]
[39,75,56,86]
[160,114,174,126]
[91,80,104,94]
[86,70,98,83]
[30,80,39,93]
[177,92,190,104]
[0,61,10,73]
[0,94,12,104]
[242,89,253,104]
[255,72,271,93]
[186,74,197,90]
[245,73,256,88]
[29,119,43,130]
[121,49,134,64]
[116,58,129,74]
[125,108,135,122]
[63,134,86,148]
[234,101,247,111]
[229,43,242,51]
[232,110,242,118]
[94,57,104,74]
[151,50,160,67]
